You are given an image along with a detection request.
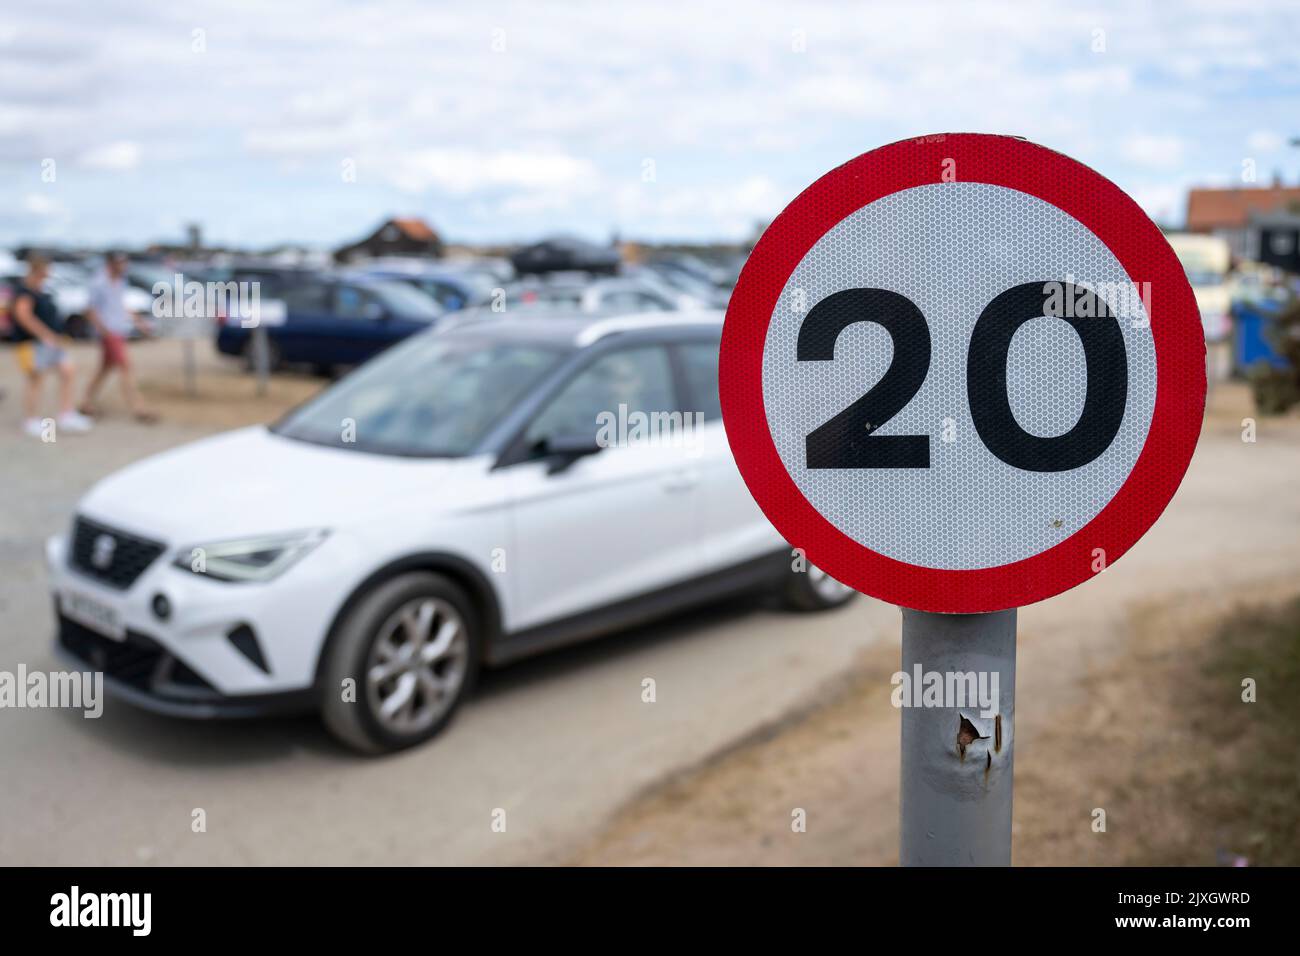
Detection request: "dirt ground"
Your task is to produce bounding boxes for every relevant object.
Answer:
[567,585,1300,867]
[62,335,325,430]
[568,384,1300,867]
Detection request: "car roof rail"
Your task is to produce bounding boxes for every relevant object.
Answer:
[574,310,724,347]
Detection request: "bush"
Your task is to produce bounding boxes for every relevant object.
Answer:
[1249,295,1300,414]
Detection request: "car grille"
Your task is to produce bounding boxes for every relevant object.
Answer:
[57,613,213,693]
[69,515,166,590]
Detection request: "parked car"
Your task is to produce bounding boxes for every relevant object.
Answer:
[48,310,854,753]
[200,262,323,299]
[504,275,680,314]
[214,274,443,372]
[511,236,621,276]
[1168,233,1235,382]
[1167,233,1234,342]
[347,263,496,312]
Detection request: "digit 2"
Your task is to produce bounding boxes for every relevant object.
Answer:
[797,287,931,469]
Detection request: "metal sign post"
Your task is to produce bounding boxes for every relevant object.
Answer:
[899,609,1016,866]
[252,324,270,397]
[718,133,1205,867]
[250,298,286,398]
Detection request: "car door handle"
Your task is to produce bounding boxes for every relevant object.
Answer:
[660,469,700,493]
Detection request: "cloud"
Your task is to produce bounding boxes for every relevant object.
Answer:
[78,141,142,171]
[23,192,68,219]
[1120,134,1186,169]
[384,148,599,196]
[1246,129,1285,153]
[1129,183,1185,224]
[0,0,1298,244]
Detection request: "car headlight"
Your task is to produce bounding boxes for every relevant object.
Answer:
[173,529,329,583]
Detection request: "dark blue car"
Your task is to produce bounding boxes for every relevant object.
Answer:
[216,276,444,372]
[351,267,495,313]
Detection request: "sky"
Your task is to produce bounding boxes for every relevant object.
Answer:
[1,0,1297,250]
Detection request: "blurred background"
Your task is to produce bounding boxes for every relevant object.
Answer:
[1,0,1298,866]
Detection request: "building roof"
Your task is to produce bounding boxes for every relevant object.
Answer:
[389,217,438,242]
[1186,185,1300,232]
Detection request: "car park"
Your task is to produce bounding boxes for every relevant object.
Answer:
[504,274,682,313]
[214,274,444,372]
[347,261,496,312]
[48,310,854,753]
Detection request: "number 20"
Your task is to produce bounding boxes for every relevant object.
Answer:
[797,282,1128,473]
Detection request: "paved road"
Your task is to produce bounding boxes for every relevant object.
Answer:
[2,356,1297,865]
[0,397,898,865]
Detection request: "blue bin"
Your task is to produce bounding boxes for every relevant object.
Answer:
[1232,299,1289,374]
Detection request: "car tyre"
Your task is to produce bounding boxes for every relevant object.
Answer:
[783,562,857,612]
[320,572,481,754]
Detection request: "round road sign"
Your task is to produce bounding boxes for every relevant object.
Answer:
[719,133,1205,613]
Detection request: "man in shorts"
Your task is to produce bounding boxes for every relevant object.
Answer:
[9,255,93,437]
[80,252,157,423]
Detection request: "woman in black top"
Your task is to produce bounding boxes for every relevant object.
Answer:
[10,256,93,436]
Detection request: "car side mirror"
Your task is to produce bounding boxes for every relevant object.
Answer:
[539,434,603,474]
[363,302,387,321]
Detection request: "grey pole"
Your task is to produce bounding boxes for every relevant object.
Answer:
[182,337,198,397]
[899,607,1017,866]
[252,325,270,397]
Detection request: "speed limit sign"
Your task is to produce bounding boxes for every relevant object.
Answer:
[720,133,1205,613]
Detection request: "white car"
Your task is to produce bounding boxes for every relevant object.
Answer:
[504,276,683,314]
[48,311,854,753]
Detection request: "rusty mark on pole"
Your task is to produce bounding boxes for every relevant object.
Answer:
[956,715,986,760]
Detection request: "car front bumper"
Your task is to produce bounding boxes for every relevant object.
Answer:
[46,529,345,717]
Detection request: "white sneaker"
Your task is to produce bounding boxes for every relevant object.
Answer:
[22,418,45,438]
[57,411,94,433]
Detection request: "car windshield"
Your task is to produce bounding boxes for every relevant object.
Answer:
[126,262,177,289]
[272,331,565,456]
[1182,268,1225,287]
[367,280,444,320]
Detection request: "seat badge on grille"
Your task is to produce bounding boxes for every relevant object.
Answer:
[90,534,117,570]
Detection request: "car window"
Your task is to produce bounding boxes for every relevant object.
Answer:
[678,340,722,421]
[600,290,669,312]
[281,284,332,313]
[507,285,582,309]
[334,284,380,319]
[369,280,442,320]
[525,346,676,448]
[273,334,565,456]
[426,280,466,310]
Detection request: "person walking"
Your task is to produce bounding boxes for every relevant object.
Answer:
[79,252,157,423]
[9,255,93,437]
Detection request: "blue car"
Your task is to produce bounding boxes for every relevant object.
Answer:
[216,276,444,372]
[350,267,496,313]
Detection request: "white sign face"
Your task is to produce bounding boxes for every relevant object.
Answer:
[720,133,1205,613]
[761,182,1157,570]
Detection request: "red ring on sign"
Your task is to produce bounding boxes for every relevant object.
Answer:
[719,133,1205,613]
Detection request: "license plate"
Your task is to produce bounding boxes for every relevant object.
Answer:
[61,589,125,641]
